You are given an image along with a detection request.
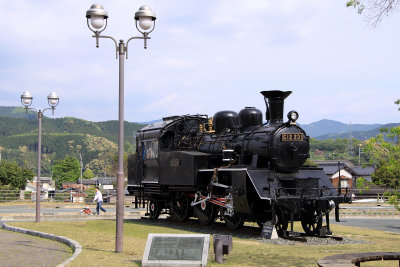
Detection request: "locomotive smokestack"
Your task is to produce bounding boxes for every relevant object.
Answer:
[260,90,292,125]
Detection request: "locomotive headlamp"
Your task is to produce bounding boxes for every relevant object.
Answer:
[287,111,299,124]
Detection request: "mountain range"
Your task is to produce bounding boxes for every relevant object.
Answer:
[299,119,399,140]
[1,106,399,141]
[0,106,146,176]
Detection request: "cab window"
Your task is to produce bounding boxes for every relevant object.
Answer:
[143,140,158,159]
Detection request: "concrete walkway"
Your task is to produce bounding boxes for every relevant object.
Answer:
[0,205,146,266]
[0,229,71,267]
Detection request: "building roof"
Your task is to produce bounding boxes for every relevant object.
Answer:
[352,165,375,176]
[61,182,76,186]
[97,178,116,185]
[33,177,53,182]
[314,160,362,176]
[82,179,97,185]
[314,160,352,168]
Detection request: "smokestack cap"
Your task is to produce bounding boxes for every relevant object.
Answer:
[261,90,292,125]
[260,90,292,99]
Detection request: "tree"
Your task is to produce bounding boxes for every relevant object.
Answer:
[364,126,400,188]
[383,191,400,211]
[346,0,400,26]
[0,160,34,189]
[106,153,129,177]
[52,155,80,188]
[83,168,95,179]
[396,99,400,111]
[356,177,374,192]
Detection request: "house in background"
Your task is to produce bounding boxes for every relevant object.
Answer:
[81,177,117,190]
[82,178,97,188]
[314,161,356,191]
[314,161,381,199]
[25,177,55,200]
[97,178,116,190]
[352,165,376,183]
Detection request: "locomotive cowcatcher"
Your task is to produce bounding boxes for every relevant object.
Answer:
[127,90,351,236]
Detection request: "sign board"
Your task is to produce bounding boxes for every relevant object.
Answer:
[261,223,278,239]
[102,185,113,190]
[142,234,210,267]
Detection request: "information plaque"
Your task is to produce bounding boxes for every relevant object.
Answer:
[261,223,278,239]
[142,234,210,267]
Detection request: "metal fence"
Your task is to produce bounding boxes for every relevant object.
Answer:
[0,189,115,203]
[0,190,25,202]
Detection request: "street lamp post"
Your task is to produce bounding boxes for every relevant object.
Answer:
[85,3,156,253]
[21,91,59,222]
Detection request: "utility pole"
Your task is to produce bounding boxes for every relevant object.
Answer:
[79,153,83,191]
[338,161,341,194]
[348,122,354,155]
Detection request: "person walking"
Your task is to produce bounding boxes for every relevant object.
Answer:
[93,186,107,215]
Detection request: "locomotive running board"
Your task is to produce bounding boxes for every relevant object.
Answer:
[246,169,273,201]
[198,168,272,201]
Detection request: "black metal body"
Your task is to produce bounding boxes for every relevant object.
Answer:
[127,91,351,236]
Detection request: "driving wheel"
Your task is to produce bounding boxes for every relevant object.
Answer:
[194,200,218,225]
[301,211,323,235]
[223,212,244,229]
[149,199,161,220]
[171,196,191,222]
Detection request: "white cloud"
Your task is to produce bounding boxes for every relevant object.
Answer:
[143,94,179,112]
[155,57,197,69]
[0,0,399,124]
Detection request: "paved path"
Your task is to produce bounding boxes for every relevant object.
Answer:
[0,229,71,267]
[341,204,396,210]
[331,218,400,234]
[0,204,116,214]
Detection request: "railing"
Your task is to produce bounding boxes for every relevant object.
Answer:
[274,187,352,198]
[0,189,115,203]
[0,190,26,202]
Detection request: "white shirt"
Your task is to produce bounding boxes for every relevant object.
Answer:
[94,190,103,203]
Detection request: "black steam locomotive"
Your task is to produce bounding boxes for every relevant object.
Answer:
[128,90,351,236]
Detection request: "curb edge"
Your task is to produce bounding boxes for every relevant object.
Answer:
[1,221,82,267]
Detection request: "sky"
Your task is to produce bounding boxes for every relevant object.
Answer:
[0,0,399,124]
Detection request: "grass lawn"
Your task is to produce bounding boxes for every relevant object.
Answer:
[9,219,400,267]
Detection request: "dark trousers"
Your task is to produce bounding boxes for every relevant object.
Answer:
[96,201,106,215]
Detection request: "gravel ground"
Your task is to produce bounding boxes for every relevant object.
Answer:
[130,217,368,246]
[253,236,369,246]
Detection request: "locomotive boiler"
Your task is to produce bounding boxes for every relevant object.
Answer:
[127,90,351,236]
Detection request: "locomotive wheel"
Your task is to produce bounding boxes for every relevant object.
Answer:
[149,199,161,220]
[301,211,323,235]
[223,213,244,229]
[171,196,190,222]
[194,201,218,225]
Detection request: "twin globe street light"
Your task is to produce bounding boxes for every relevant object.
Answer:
[20,91,59,223]
[85,3,156,253]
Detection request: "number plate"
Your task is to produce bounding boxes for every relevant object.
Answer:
[281,133,303,141]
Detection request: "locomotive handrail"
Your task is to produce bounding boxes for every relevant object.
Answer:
[274,186,352,198]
